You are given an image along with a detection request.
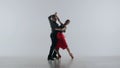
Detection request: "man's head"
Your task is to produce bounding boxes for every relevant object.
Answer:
[51,15,57,22]
[64,19,70,26]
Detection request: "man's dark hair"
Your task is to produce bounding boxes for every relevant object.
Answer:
[51,15,56,18]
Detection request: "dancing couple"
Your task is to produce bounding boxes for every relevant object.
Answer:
[47,12,74,60]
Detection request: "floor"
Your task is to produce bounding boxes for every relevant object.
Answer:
[0,56,120,68]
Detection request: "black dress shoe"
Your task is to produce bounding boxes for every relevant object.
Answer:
[48,57,54,61]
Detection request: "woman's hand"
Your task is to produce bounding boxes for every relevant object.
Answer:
[55,27,66,32]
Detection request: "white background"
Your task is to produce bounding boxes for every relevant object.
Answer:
[0,0,120,58]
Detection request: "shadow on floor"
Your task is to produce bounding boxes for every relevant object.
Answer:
[48,59,73,68]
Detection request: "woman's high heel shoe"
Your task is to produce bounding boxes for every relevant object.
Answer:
[70,53,74,59]
[58,55,61,59]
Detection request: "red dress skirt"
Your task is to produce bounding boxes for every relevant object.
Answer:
[56,32,68,50]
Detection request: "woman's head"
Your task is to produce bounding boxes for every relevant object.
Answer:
[64,19,70,25]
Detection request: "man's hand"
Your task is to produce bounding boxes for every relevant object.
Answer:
[55,12,57,16]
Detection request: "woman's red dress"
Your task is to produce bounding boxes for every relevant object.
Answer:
[56,32,68,50]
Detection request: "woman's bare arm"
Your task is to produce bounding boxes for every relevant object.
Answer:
[55,12,63,25]
[55,27,66,31]
[57,16,63,25]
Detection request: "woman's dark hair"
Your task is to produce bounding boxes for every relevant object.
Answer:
[64,19,70,25]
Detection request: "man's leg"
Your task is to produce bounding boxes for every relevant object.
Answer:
[48,33,57,60]
[52,49,57,58]
[48,45,55,60]
[51,34,58,59]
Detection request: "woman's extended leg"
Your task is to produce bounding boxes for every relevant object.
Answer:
[66,47,74,59]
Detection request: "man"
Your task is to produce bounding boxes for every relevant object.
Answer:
[48,12,64,60]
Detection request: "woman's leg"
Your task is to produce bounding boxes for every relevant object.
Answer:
[55,48,61,59]
[57,49,61,59]
[66,47,74,59]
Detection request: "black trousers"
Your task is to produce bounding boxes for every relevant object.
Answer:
[48,32,57,59]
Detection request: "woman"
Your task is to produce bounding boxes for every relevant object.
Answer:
[55,16,74,59]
